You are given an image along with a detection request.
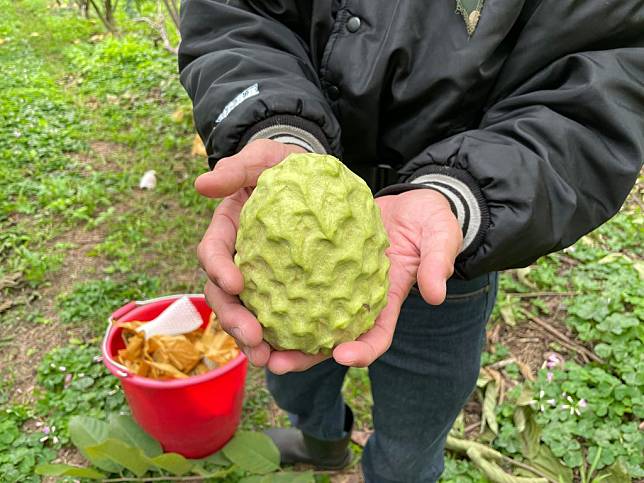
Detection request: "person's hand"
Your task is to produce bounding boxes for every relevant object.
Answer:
[196,139,330,373]
[331,189,463,367]
[197,140,462,374]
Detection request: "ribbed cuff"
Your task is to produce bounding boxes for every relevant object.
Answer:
[376,166,488,255]
[242,115,329,153]
[207,115,330,169]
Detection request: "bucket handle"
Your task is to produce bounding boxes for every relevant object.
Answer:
[102,294,206,378]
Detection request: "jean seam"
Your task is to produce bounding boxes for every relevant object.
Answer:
[444,284,490,300]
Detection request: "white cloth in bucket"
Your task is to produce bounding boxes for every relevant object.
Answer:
[136,295,203,339]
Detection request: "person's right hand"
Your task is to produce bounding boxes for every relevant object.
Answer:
[196,139,330,373]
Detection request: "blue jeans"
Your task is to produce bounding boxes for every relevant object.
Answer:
[266,272,498,482]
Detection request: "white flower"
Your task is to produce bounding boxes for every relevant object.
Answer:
[560,396,586,416]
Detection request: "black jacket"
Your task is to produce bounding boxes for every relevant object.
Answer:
[178,0,644,278]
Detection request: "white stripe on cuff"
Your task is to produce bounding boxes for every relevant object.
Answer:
[270,135,315,153]
[247,125,327,154]
[411,173,481,252]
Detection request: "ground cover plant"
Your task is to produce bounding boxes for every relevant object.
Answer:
[0,1,641,481]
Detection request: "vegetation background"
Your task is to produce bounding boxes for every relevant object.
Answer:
[0,1,641,481]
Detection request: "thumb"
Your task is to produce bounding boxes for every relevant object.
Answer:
[195,140,305,198]
[416,223,461,305]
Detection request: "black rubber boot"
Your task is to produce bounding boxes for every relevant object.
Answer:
[265,406,353,470]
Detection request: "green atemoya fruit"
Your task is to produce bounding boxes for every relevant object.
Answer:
[234,153,390,354]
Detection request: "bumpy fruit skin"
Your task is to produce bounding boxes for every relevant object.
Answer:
[234,153,390,354]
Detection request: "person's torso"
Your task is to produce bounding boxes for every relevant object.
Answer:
[247,0,540,167]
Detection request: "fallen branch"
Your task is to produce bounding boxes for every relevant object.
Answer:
[0,272,23,290]
[0,336,14,347]
[488,322,502,345]
[552,338,590,364]
[526,314,604,364]
[506,291,577,298]
[468,448,549,483]
[446,436,554,483]
[103,477,209,482]
[0,297,28,314]
[498,377,506,405]
[509,353,536,382]
[488,358,516,369]
[102,464,235,482]
[626,187,644,212]
[133,17,178,54]
[557,254,579,266]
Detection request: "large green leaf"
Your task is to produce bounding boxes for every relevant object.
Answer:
[519,410,541,460]
[477,370,492,388]
[222,431,280,474]
[516,387,535,407]
[274,471,315,482]
[69,416,121,473]
[240,476,276,483]
[529,445,572,483]
[85,438,152,477]
[150,453,193,476]
[35,463,105,479]
[595,460,630,483]
[483,381,498,435]
[108,414,163,457]
[190,451,231,476]
[467,447,547,483]
[240,472,315,483]
[191,466,213,476]
[192,450,230,467]
[513,407,526,433]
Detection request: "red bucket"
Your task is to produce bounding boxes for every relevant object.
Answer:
[102,294,247,459]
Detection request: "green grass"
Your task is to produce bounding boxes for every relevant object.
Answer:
[0,0,641,481]
[0,1,212,479]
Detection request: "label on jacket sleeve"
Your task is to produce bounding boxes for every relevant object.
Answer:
[216,83,259,124]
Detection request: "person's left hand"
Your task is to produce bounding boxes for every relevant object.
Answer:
[264,188,463,373]
[199,144,462,373]
[329,189,463,368]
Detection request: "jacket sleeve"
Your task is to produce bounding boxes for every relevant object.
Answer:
[178,0,341,168]
[382,1,644,278]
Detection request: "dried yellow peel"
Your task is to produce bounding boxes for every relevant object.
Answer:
[115,313,239,380]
